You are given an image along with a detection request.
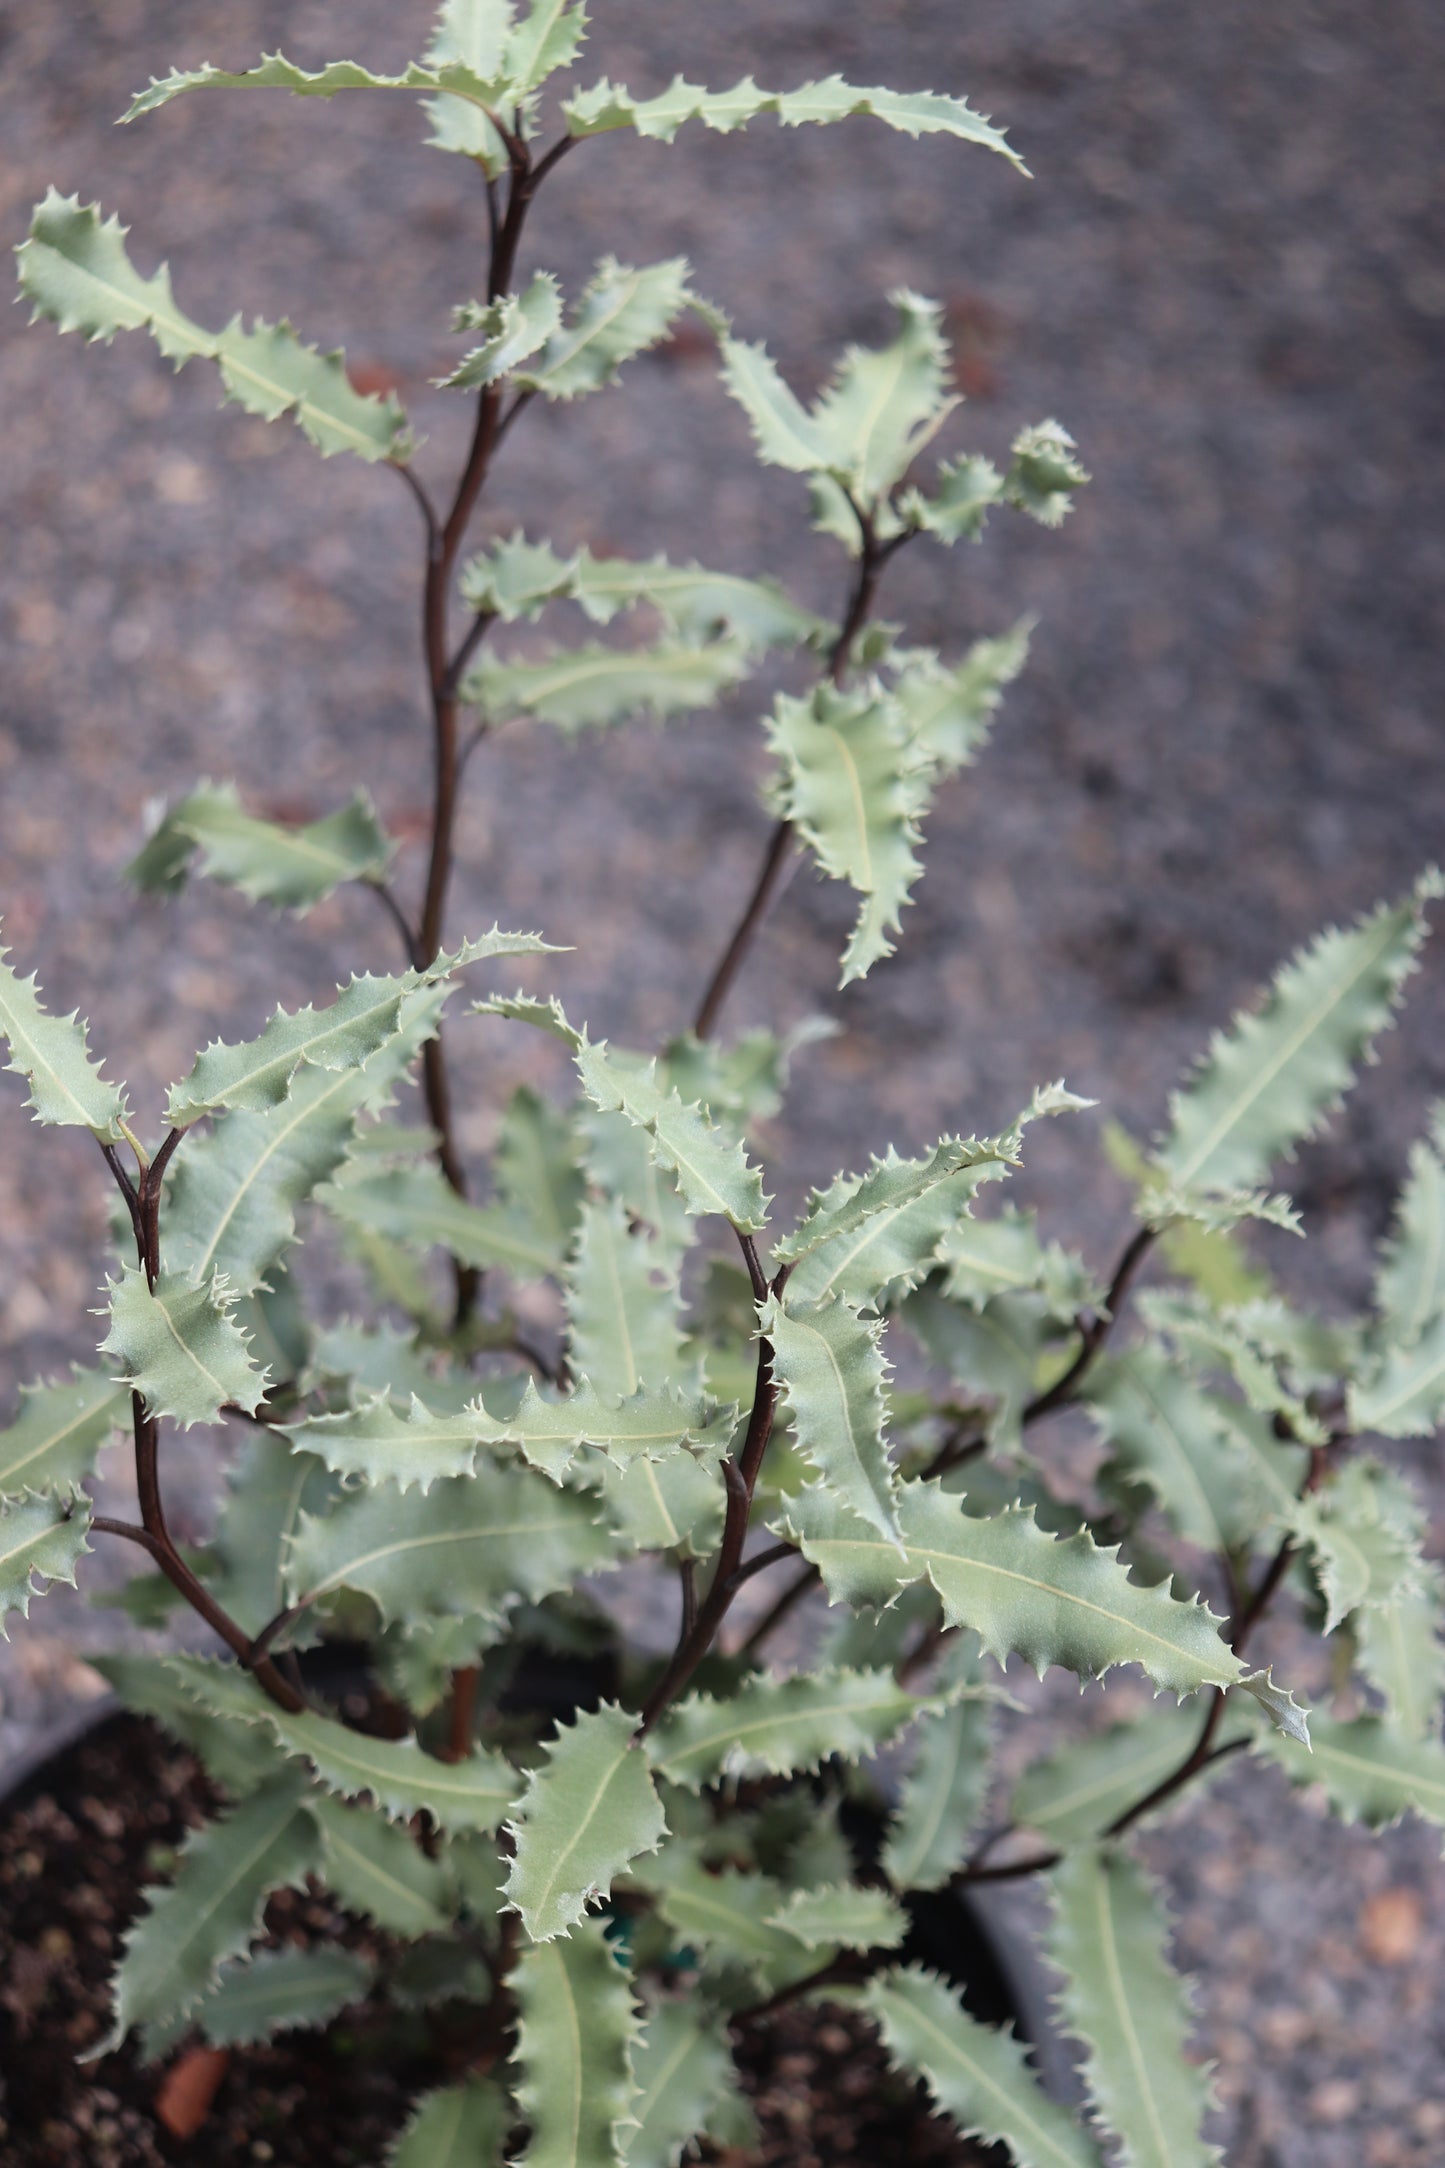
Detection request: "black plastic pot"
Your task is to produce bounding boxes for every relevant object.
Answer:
[2,1686,1081,2149]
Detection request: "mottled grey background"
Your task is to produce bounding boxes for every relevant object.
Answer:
[1,3,1443,2160]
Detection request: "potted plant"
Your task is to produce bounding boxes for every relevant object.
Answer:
[3,5,1443,2162]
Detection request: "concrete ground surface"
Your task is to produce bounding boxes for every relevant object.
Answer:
[1,2,1443,2160]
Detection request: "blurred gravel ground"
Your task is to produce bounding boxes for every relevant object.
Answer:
[1,1,1443,2160]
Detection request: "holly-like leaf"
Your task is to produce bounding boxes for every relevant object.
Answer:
[902,1286,1051,1454]
[592,1453,724,1561]
[624,1999,743,2168]
[1011,1708,1249,1848]
[123,52,513,125]
[103,1771,320,2051]
[129,780,394,909]
[0,938,127,1139]
[460,536,823,653]
[936,1210,1092,1319]
[324,1161,562,1282]
[167,1657,518,1833]
[770,1883,906,1953]
[20,193,409,461]
[1355,1569,1445,1743]
[1154,874,1441,1196]
[166,931,550,1128]
[777,1134,1022,1309]
[855,1966,1099,2168]
[512,1917,640,2168]
[506,1703,667,1940]
[183,1947,373,2051]
[1259,1709,1445,1835]
[1084,1351,1258,1557]
[0,1493,91,1631]
[760,1294,900,1542]
[290,1376,725,1488]
[563,76,1024,169]
[99,1266,265,1429]
[882,1663,994,1890]
[781,1481,1297,1721]
[567,1195,694,1403]
[808,292,954,501]
[507,256,693,401]
[286,1462,615,1626]
[496,1082,585,1258]
[165,1016,443,1294]
[575,554,823,652]
[504,0,589,96]
[97,1654,289,1799]
[999,422,1091,528]
[895,452,1006,545]
[640,1852,824,1994]
[889,624,1032,772]
[646,1668,928,1790]
[465,635,751,733]
[423,0,517,171]
[1289,1459,1427,1633]
[897,424,1087,545]
[1371,1112,1445,1346]
[445,274,564,389]
[766,680,929,985]
[1137,1291,1324,1444]
[206,1431,339,1637]
[1048,1848,1221,2168]
[392,2076,512,2167]
[308,1793,450,1936]
[483,1000,769,1231]
[0,1369,128,1499]
[1350,1307,1445,1440]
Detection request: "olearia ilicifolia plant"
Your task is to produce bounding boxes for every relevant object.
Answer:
[4,6,1444,2163]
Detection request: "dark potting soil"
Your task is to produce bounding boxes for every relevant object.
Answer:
[0,1713,1003,2167]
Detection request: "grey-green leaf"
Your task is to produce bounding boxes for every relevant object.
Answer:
[308,1793,450,1936]
[1350,1307,1445,1440]
[856,1966,1099,2168]
[104,1771,320,2050]
[1371,1113,1445,1345]
[563,76,1024,170]
[167,1656,518,1833]
[1155,874,1441,1196]
[567,1195,694,1402]
[100,1266,266,1428]
[512,1917,640,2168]
[392,2076,512,2167]
[509,256,693,401]
[783,1480,1271,1708]
[0,1493,91,1631]
[623,1999,741,2168]
[484,1000,769,1231]
[761,1294,900,1542]
[465,636,751,734]
[647,1668,928,1790]
[1012,1708,1249,1848]
[189,1946,373,2050]
[0,938,126,1139]
[286,1462,616,1626]
[1256,1710,1445,1836]
[20,194,408,462]
[1048,1848,1221,2168]
[0,1370,128,1499]
[767,681,929,985]
[129,781,394,909]
[506,1703,667,1940]
[882,1685,993,1890]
